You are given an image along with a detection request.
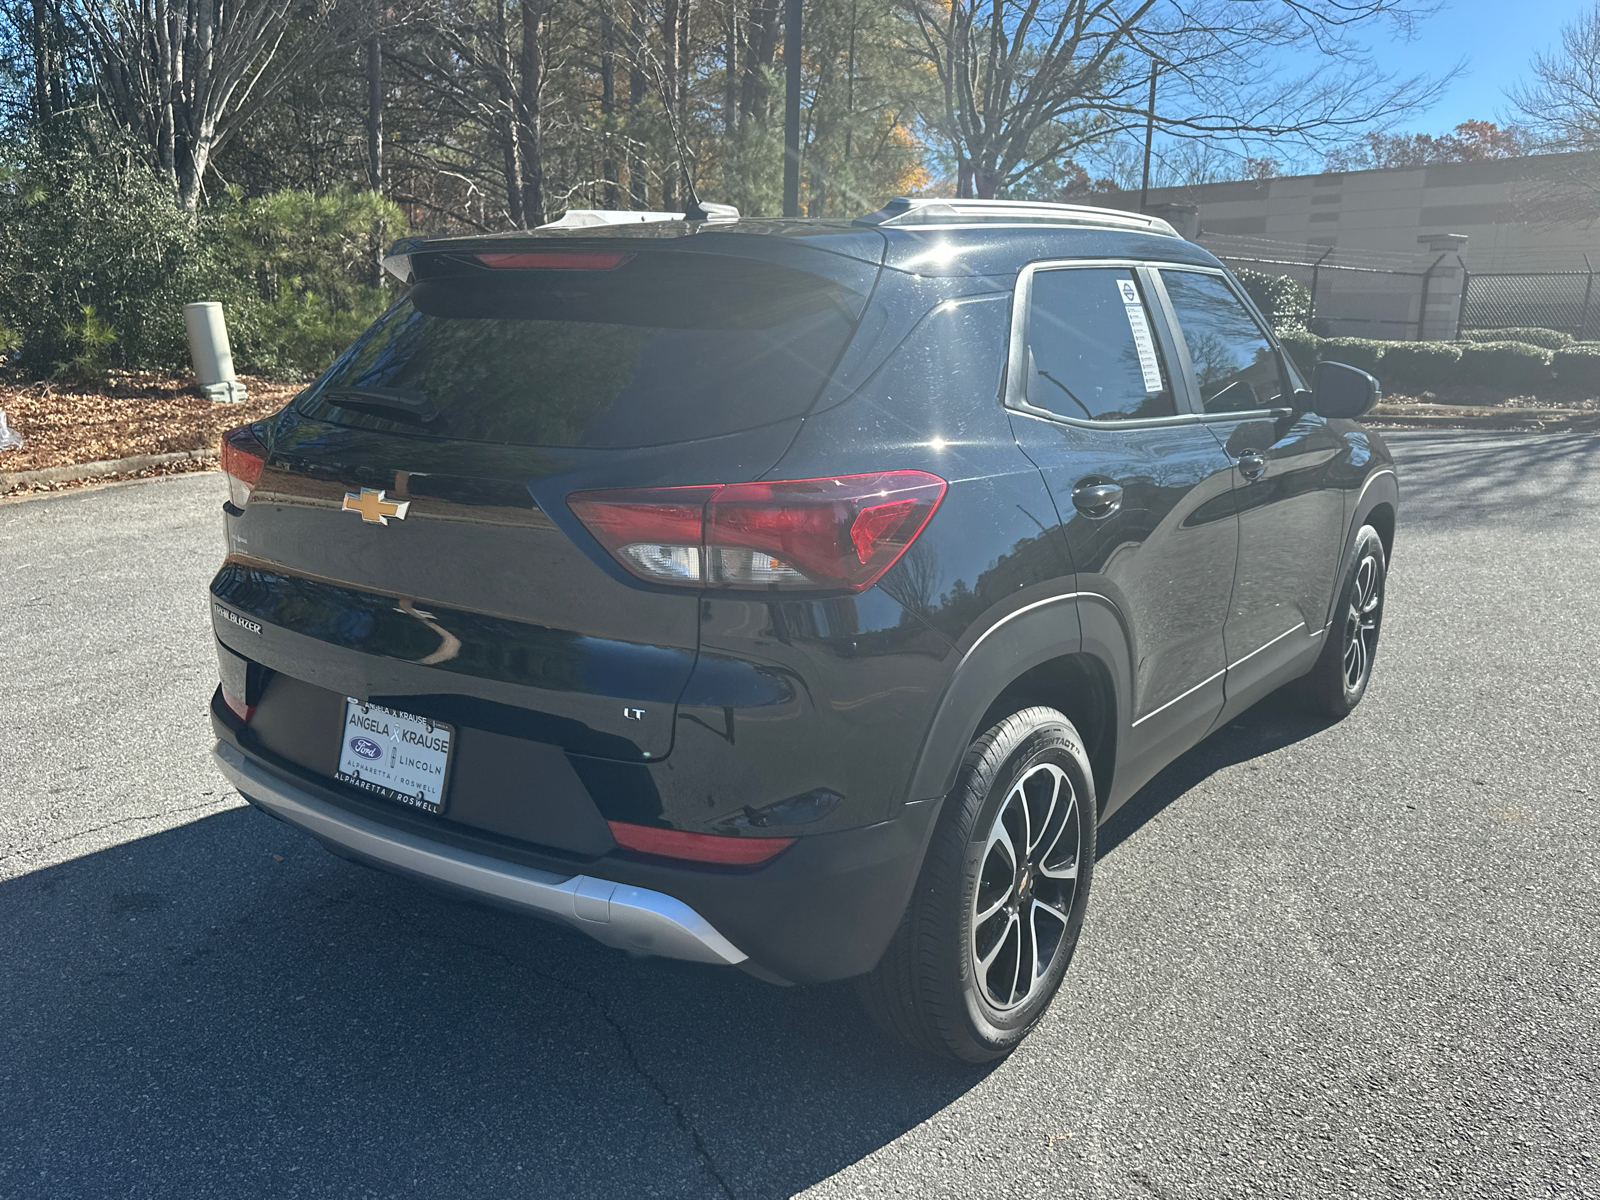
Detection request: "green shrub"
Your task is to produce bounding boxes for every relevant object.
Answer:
[1276,329,1319,377]
[218,187,409,378]
[0,139,409,381]
[1461,327,1573,350]
[55,304,119,382]
[1235,267,1312,333]
[1459,341,1554,391]
[1553,345,1600,391]
[1316,337,1386,375]
[1376,342,1462,392]
[0,134,247,376]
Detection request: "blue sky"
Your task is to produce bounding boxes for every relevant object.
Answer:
[1368,0,1585,132]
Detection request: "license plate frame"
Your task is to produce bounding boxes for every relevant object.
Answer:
[336,699,455,814]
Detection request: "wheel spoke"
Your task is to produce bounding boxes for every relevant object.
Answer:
[1033,896,1071,929]
[1005,782,1033,863]
[1019,904,1041,1003]
[1026,766,1062,856]
[1037,779,1077,872]
[1344,625,1366,688]
[978,911,1018,971]
[986,819,1017,878]
[975,887,1011,925]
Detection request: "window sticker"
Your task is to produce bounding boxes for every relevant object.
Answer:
[1117,279,1165,394]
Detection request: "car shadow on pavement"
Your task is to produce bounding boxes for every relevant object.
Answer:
[1389,429,1600,531]
[0,805,992,1200]
[1097,699,1337,858]
[1,704,1338,1199]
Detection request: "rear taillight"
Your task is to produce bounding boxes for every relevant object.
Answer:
[220,425,267,509]
[607,821,793,865]
[475,251,631,270]
[221,686,255,723]
[568,471,947,593]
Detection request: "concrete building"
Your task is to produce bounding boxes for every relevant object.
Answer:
[1090,153,1600,339]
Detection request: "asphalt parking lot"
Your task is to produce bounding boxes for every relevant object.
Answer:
[2,431,1597,1199]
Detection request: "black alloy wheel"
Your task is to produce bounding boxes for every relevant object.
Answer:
[970,761,1082,1012]
[1299,523,1387,717]
[857,706,1096,1062]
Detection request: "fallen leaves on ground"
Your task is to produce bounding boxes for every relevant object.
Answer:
[0,371,303,475]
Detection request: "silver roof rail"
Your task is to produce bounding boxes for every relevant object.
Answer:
[539,203,741,229]
[854,197,1178,237]
[538,209,684,228]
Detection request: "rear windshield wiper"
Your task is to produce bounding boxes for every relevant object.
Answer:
[323,386,439,424]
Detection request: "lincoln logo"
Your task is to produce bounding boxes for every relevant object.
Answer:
[343,488,410,525]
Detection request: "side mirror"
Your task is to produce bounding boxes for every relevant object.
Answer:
[1312,361,1381,419]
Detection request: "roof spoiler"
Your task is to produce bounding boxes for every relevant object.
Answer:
[854,197,1178,237]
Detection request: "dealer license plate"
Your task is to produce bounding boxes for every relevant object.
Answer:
[336,699,454,813]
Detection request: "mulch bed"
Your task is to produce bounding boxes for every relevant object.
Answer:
[0,371,303,478]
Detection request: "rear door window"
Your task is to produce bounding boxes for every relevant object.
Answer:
[1159,270,1291,415]
[1024,267,1176,422]
[298,253,867,448]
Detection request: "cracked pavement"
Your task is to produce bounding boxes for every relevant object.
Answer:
[1,431,1597,1198]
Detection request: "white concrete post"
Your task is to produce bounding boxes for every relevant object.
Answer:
[1414,234,1469,342]
[183,302,248,403]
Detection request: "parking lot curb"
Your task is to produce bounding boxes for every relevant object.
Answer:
[1367,409,1600,433]
[0,447,217,495]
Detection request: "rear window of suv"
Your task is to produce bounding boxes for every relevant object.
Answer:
[297,252,868,449]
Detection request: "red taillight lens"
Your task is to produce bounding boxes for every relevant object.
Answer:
[568,471,947,592]
[220,424,267,509]
[475,251,631,270]
[221,686,255,723]
[607,821,793,865]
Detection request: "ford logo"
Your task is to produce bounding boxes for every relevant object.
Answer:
[349,737,383,760]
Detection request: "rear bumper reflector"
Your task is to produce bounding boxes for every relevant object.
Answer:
[212,741,748,967]
[606,820,793,864]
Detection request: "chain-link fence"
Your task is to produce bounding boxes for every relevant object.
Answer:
[1459,268,1599,339]
[1197,234,1444,339]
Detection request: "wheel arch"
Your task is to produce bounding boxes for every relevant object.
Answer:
[905,594,1133,816]
[1325,468,1399,633]
[1365,500,1396,563]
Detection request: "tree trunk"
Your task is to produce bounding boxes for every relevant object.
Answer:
[498,1,525,226]
[30,0,50,124]
[601,1,619,208]
[629,0,649,208]
[742,0,779,126]
[957,158,973,198]
[518,0,546,227]
[659,0,680,210]
[725,0,740,136]
[366,23,384,193]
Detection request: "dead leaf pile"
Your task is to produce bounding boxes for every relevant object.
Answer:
[0,371,303,475]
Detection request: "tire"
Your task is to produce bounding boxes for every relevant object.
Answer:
[857,706,1096,1063]
[1297,524,1387,717]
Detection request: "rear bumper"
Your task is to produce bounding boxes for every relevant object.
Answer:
[212,727,942,983]
[214,740,748,967]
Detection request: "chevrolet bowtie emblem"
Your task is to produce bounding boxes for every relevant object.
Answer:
[343,488,410,525]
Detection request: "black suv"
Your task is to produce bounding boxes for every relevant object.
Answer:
[209,198,1397,1062]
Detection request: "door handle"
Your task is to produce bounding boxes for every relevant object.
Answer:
[1071,480,1123,518]
[1236,451,1267,481]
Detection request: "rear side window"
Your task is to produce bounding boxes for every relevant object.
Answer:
[298,253,866,448]
[1024,267,1175,422]
[1160,269,1290,414]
